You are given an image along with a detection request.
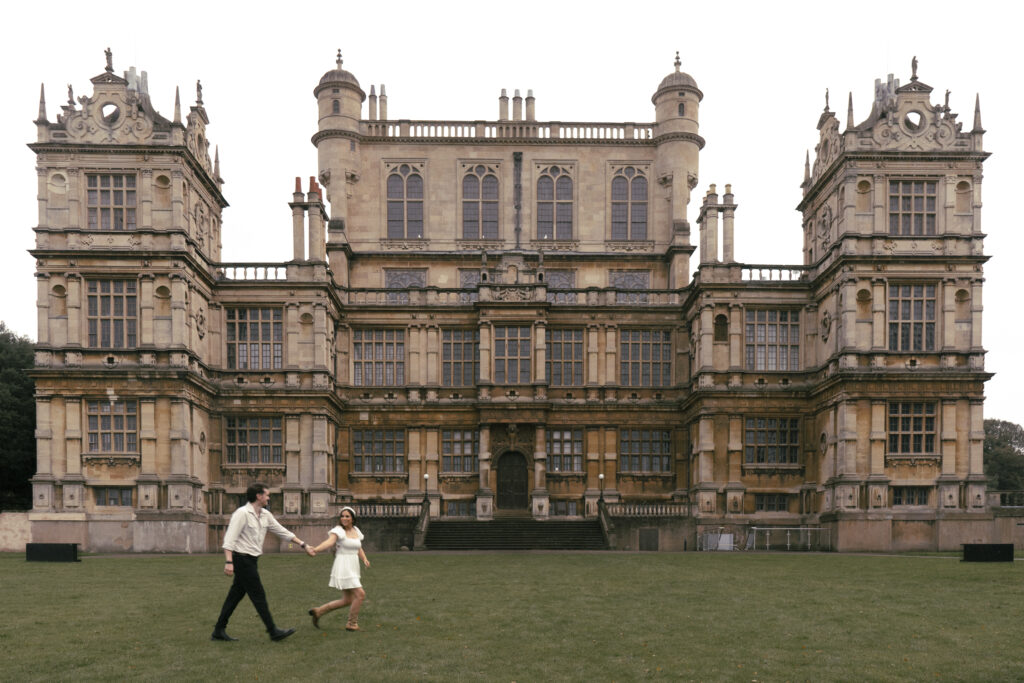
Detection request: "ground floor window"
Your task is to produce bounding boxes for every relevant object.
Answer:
[551,500,578,516]
[744,417,799,464]
[352,429,405,473]
[547,429,583,472]
[446,500,474,517]
[442,430,479,473]
[888,402,937,455]
[893,486,929,506]
[94,487,133,507]
[755,493,789,512]
[225,416,283,464]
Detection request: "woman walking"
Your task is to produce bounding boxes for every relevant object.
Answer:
[309,506,370,631]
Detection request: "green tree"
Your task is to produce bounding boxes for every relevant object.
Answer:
[0,322,35,510]
[984,419,1024,491]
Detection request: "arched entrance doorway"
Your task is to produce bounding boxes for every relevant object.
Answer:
[496,451,529,510]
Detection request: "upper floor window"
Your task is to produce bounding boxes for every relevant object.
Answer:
[463,165,499,239]
[888,180,936,236]
[888,402,936,456]
[225,416,283,465]
[442,329,479,387]
[352,429,405,474]
[87,280,137,348]
[386,164,424,239]
[888,284,936,352]
[385,269,426,304]
[610,270,650,304]
[494,326,531,384]
[547,429,583,472]
[353,329,405,386]
[87,400,137,453]
[611,167,648,240]
[619,429,671,473]
[744,417,799,465]
[441,430,479,473]
[537,166,573,240]
[547,328,584,387]
[87,173,136,230]
[545,269,577,304]
[620,329,671,387]
[226,308,283,370]
[745,310,799,371]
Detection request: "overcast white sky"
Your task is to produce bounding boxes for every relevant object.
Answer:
[1,1,1019,422]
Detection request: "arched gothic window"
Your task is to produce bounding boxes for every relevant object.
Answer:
[611,167,648,240]
[463,165,499,239]
[386,164,423,239]
[537,166,573,240]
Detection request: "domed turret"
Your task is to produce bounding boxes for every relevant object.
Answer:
[314,50,365,130]
[652,52,702,129]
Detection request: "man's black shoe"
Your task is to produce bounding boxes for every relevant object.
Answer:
[210,628,238,641]
[269,627,296,641]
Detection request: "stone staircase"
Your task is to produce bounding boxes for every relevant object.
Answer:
[424,518,607,550]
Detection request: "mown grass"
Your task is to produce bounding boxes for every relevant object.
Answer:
[0,551,1021,682]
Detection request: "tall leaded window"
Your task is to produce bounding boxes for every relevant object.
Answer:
[386,164,424,239]
[442,329,479,387]
[353,329,405,386]
[547,429,583,472]
[352,429,405,473]
[463,165,499,239]
[745,310,799,371]
[619,429,672,473]
[226,308,283,370]
[611,166,648,240]
[744,418,799,464]
[225,417,283,464]
[547,329,584,387]
[610,271,650,304]
[545,269,577,304]
[87,280,137,348]
[87,173,137,230]
[888,180,937,236]
[537,166,573,240]
[494,326,531,384]
[87,400,138,453]
[888,402,936,456]
[442,430,479,473]
[620,330,671,387]
[888,284,936,352]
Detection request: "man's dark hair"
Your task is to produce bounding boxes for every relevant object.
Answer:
[246,482,268,503]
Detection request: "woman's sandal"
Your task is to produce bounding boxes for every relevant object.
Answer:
[308,609,320,629]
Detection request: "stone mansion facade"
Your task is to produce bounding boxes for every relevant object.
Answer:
[25,50,1004,552]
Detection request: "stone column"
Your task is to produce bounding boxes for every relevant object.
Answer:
[867,400,889,509]
[66,274,81,347]
[137,398,159,509]
[283,415,302,515]
[603,426,619,500]
[310,415,332,516]
[724,416,745,515]
[531,425,549,519]
[728,304,742,370]
[140,168,153,229]
[36,273,50,346]
[476,425,494,519]
[286,303,300,369]
[871,278,887,351]
[604,326,617,396]
[61,397,84,510]
[167,398,192,509]
[32,397,55,510]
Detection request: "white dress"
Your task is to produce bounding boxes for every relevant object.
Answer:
[328,525,364,590]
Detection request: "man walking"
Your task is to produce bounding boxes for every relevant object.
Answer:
[211,482,316,642]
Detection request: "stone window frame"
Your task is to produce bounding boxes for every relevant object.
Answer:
[546,328,584,387]
[441,429,479,473]
[744,309,800,372]
[888,178,937,236]
[86,172,137,231]
[441,328,479,387]
[445,500,474,517]
[534,162,576,242]
[551,499,580,516]
[887,401,937,456]
[619,328,672,387]
[224,416,284,465]
[547,428,584,473]
[754,493,789,512]
[618,428,672,473]
[94,487,134,507]
[743,417,800,465]
[351,428,406,474]
[225,307,284,370]
[86,279,138,349]
[609,164,650,241]
[459,161,501,241]
[892,486,930,506]
[352,329,406,387]
[887,283,936,352]
[493,324,531,385]
[86,399,138,454]
[383,161,426,240]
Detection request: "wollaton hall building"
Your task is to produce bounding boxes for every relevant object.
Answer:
[25,49,1011,552]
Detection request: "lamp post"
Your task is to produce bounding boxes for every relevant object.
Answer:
[598,472,604,502]
[423,472,429,491]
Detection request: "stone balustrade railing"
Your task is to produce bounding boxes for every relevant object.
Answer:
[362,120,655,142]
[605,502,690,517]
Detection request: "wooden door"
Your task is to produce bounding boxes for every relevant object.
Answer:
[496,452,528,509]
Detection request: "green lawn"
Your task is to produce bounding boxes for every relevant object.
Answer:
[1,551,1020,682]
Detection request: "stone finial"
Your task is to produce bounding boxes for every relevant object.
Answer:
[66,83,74,106]
[214,146,221,181]
[36,83,47,123]
[847,92,854,129]
[173,86,181,123]
[104,47,113,73]
[973,93,984,133]
[911,55,918,81]
[803,151,811,184]
[196,79,203,106]
[674,51,681,72]
[824,88,830,112]
[336,49,343,69]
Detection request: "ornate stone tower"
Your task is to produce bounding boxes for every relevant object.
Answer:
[797,59,990,546]
[28,49,226,550]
